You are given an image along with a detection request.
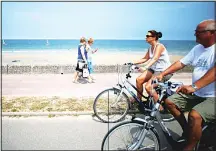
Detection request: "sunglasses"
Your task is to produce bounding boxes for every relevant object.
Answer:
[146,35,154,38]
[195,30,216,34]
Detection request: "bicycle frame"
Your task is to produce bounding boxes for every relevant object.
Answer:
[115,74,182,150]
[114,68,177,149]
[114,64,153,111]
[126,108,178,150]
[129,88,185,150]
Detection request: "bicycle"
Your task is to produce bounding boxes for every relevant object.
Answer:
[101,80,216,151]
[93,63,178,123]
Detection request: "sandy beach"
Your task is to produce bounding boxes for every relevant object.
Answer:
[2,51,184,65]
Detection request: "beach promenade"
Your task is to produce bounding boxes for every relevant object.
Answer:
[2,73,192,115]
[2,73,192,98]
[2,73,192,150]
[2,49,193,115]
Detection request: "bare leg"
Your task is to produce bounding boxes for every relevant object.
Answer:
[73,71,79,82]
[165,98,188,136]
[145,79,164,110]
[88,75,93,83]
[136,70,153,101]
[183,109,203,151]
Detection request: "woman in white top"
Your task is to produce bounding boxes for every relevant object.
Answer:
[86,38,98,81]
[133,30,171,105]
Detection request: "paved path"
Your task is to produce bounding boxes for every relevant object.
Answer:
[2,73,191,150]
[2,73,192,98]
[2,115,183,150]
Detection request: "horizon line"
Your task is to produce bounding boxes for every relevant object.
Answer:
[2,38,195,41]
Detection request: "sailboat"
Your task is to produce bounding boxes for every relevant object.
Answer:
[46,39,49,46]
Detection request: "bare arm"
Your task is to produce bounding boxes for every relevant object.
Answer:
[92,48,98,54]
[133,50,150,65]
[161,61,186,77]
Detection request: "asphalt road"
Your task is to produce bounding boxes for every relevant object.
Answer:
[2,115,183,150]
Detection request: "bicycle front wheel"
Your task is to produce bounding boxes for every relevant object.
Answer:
[93,88,130,123]
[101,120,160,150]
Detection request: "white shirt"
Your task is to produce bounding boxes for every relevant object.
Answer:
[180,44,216,97]
[86,44,94,62]
[149,43,171,71]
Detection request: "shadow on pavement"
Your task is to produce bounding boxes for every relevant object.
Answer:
[77,77,89,84]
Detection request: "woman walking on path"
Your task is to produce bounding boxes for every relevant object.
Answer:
[86,37,98,81]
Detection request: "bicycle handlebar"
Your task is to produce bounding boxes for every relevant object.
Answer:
[124,63,140,71]
[124,62,134,66]
[152,79,183,94]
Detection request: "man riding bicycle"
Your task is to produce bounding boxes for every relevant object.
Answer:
[155,19,216,151]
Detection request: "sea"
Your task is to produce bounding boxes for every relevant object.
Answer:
[2,39,196,56]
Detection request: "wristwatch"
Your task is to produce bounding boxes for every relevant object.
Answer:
[191,83,198,91]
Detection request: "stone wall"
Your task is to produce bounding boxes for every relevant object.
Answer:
[1,64,193,74]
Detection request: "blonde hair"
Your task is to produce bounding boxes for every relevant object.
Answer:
[88,38,94,43]
[80,37,86,43]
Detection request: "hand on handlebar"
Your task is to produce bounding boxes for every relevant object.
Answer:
[176,85,196,94]
[131,65,139,70]
[124,62,134,66]
[155,74,164,82]
[138,67,147,72]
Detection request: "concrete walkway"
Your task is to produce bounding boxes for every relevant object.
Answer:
[2,73,192,116]
[2,73,192,98]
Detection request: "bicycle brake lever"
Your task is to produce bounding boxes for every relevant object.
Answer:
[152,79,158,84]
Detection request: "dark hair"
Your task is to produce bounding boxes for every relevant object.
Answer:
[148,30,162,40]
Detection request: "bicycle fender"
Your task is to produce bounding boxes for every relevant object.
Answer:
[112,84,123,90]
[112,86,122,90]
[132,117,155,128]
[132,117,149,124]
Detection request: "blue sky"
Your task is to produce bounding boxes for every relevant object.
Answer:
[2,2,215,40]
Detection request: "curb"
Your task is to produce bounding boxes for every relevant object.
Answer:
[2,111,139,116]
[2,111,94,116]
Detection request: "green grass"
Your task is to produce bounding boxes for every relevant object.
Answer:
[2,96,97,112]
[2,96,131,114]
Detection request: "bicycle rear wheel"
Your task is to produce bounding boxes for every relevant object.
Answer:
[93,88,130,123]
[101,120,160,150]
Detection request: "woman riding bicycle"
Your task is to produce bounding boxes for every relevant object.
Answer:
[132,30,172,108]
